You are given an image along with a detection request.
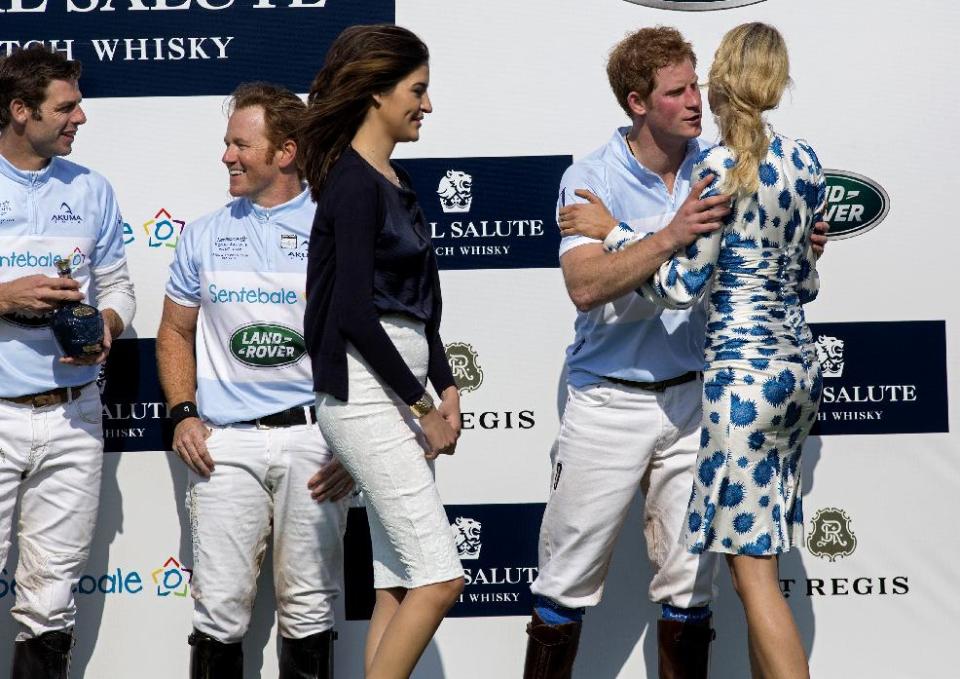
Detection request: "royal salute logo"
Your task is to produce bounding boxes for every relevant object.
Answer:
[404,156,567,270]
[345,504,543,618]
[810,321,947,436]
[451,517,482,560]
[822,170,890,240]
[229,322,306,368]
[437,170,473,213]
[143,208,185,248]
[806,508,857,562]
[622,0,766,9]
[815,335,845,378]
[445,342,484,394]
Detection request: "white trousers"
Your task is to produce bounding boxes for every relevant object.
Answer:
[531,378,718,609]
[187,419,348,642]
[316,315,463,590]
[0,383,102,640]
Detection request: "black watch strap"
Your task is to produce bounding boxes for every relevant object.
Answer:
[170,401,199,427]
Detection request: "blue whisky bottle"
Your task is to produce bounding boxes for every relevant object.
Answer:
[50,257,104,358]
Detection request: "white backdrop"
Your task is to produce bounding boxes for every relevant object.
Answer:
[2,1,959,677]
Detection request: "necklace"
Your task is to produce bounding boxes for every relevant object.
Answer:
[354,146,401,187]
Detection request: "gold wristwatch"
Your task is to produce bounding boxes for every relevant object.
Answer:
[409,392,435,418]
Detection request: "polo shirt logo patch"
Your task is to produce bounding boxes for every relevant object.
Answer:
[51,202,84,225]
[229,322,306,368]
[280,233,297,249]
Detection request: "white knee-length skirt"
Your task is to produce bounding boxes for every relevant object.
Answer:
[315,314,463,589]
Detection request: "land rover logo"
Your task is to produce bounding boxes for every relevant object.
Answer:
[445,342,484,393]
[806,507,857,562]
[822,170,890,240]
[622,0,766,10]
[229,323,306,368]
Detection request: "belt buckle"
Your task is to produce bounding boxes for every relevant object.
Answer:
[255,418,277,430]
[32,393,60,408]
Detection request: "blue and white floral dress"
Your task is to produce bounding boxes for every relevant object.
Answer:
[608,132,825,555]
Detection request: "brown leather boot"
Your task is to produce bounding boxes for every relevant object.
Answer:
[658,618,715,679]
[523,611,582,679]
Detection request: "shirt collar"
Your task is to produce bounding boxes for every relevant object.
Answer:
[0,152,56,187]
[611,126,702,182]
[245,186,311,222]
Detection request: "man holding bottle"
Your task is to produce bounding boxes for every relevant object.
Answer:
[0,45,135,677]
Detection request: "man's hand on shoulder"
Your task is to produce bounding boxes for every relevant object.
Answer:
[656,175,730,253]
[558,190,618,241]
[811,221,829,259]
[0,274,82,315]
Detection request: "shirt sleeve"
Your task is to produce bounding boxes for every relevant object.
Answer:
[90,180,127,275]
[165,220,202,307]
[557,163,617,258]
[329,173,427,406]
[639,148,729,309]
[797,140,824,305]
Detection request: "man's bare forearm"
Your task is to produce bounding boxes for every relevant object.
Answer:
[561,230,677,311]
[156,324,198,406]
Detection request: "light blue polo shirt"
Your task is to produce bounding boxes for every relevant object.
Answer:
[0,153,127,397]
[166,189,315,425]
[559,127,711,387]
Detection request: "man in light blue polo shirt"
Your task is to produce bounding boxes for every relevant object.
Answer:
[524,27,828,679]
[156,83,351,679]
[524,27,733,679]
[0,46,135,678]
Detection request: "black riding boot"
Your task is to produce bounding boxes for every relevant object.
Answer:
[279,630,336,679]
[188,629,243,679]
[523,611,582,679]
[11,629,73,679]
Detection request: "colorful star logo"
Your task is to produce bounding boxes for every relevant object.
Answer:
[143,208,185,248]
[152,556,193,597]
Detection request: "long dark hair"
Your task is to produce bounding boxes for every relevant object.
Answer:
[300,24,429,200]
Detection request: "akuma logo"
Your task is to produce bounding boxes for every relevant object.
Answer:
[152,556,192,597]
[229,322,306,368]
[143,208,185,248]
[451,517,482,560]
[51,201,83,224]
[815,335,844,378]
[622,0,766,9]
[437,170,473,213]
[806,508,857,562]
[822,170,890,240]
[445,342,484,393]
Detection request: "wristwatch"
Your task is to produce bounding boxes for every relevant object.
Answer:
[409,392,435,418]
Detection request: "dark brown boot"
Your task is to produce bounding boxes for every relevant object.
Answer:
[523,611,582,679]
[658,618,715,679]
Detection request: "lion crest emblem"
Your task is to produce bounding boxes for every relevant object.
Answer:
[451,516,482,560]
[815,335,845,378]
[437,170,473,213]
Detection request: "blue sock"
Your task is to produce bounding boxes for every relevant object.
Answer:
[534,595,584,625]
[661,603,712,624]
